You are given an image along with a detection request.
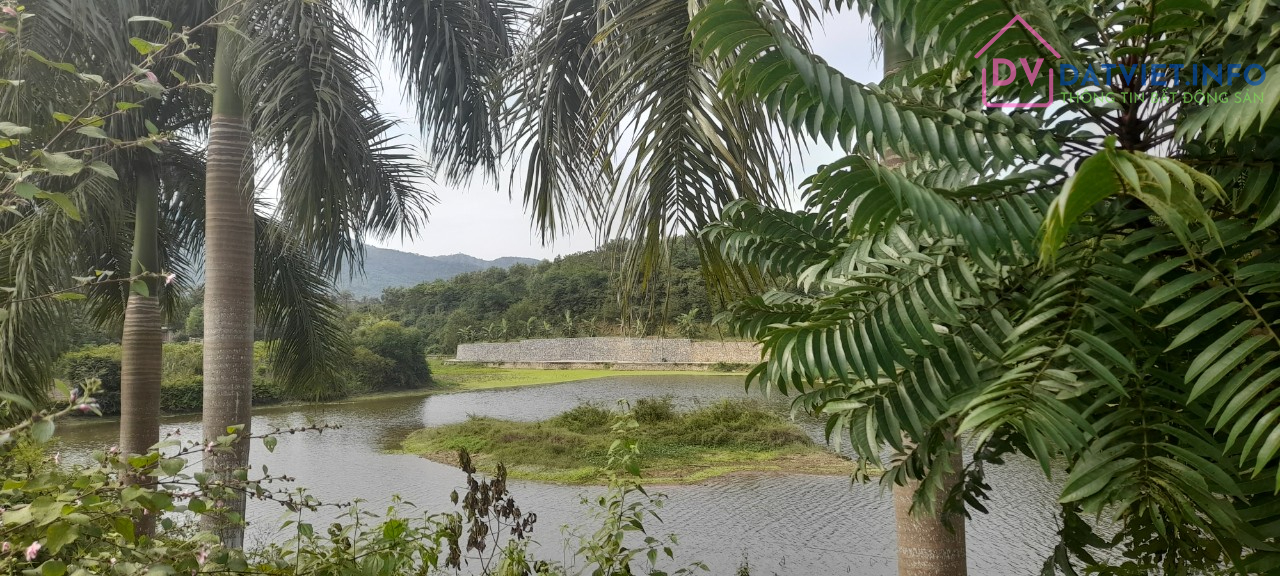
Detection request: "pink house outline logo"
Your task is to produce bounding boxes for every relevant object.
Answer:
[974,15,1062,108]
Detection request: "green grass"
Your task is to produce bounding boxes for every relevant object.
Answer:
[429,362,726,391]
[400,398,852,484]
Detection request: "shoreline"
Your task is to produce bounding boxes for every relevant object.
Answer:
[60,364,749,422]
[413,449,854,486]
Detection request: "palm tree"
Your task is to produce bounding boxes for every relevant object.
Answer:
[197,0,522,545]
[1,0,450,546]
[505,0,793,297]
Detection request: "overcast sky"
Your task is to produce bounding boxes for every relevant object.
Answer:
[368,11,878,261]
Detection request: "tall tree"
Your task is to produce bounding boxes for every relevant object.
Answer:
[0,0,434,546]
[505,0,794,296]
[195,0,517,546]
[696,0,1280,572]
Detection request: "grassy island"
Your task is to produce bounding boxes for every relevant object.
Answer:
[400,398,852,484]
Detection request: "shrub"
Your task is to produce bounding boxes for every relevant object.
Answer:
[61,345,122,415]
[161,342,203,379]
[160,375,204,414]
[632,397,676,424]
[347,345,397,394]
[353,320,432,390]
[548,404,613,433]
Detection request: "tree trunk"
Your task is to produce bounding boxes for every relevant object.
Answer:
[120,162,162,537]
[202,6,255,548]
[879,29,968,576]
[894,450,967,576]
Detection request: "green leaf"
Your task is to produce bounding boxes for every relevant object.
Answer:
[76,126,109,140]
[51,293,86,301]
[1070,330,1136,375]
[1040,148,1122,263]
[263,435,278,453]
[39,560,66,576]
[87,161,118,180]
[1167,303,1246,350]
[32,419,54,443]
[37,152,84,177]
[158,457,185,476]
[130,279,150,297]
[127,16,172,29]
[33,192,81,221]
[1144,270,1215,308]
[0,121,31,136]
[14,182,41,199]
[111,516,136,544]
[128,37,164,55]
[25,50,77,74]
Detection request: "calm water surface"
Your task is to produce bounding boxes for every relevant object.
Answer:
[56,376,1064,575]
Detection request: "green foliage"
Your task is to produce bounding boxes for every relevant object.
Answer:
[351,320,431,391]
[60,346,122,415]
[1,389,705,576]
[694,0,1280,572]
[159,375,203,414]
[347,346,397,395]
[54,343,289,414]
[402,399,831,482]
[381,238,722,353]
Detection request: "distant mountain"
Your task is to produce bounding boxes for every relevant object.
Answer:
[340,247,541,298]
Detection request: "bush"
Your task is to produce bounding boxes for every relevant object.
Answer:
[61,345,122,415]
[548,404,613,433]
[632,397,676,424]
[162,342,203,379]
[160,375,204,414]
[353,320,432,390]
[252,375,284,406]
[347,346,397,394]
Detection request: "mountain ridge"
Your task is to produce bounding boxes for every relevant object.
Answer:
[341,247,542,298]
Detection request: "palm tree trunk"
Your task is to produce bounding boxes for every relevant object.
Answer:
[894,450,967,575]
[120,161,162,537]
[879,30,968,576]
[201,6,255,548]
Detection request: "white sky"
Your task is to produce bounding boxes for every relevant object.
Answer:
[369,10,878,261]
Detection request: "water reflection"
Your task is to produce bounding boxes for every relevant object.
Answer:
[55,375,1063,574]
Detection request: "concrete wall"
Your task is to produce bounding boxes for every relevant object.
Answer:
[455,337,760,365]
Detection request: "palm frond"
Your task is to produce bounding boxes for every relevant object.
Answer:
[237,0,433,277]
[359,0,526,182]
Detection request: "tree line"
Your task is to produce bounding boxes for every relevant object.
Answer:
[369,238,721,354]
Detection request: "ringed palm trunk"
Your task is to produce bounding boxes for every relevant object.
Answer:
[120,162,162,537]
[202,6,255,548]
[879,32,967,576]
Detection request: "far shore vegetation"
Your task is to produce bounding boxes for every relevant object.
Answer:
[400,398,852,484]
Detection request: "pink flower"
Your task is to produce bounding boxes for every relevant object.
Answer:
[144,70,158,83]
[24,541,39,561]
[1,541,10,554]
[3,7,17,17]
[164,273,176,286]
[196,548,208,565]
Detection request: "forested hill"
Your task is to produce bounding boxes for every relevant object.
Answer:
[374,239,718,354]
[340,247,541,298]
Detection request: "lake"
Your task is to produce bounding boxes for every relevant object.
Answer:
[56,375,1067,575]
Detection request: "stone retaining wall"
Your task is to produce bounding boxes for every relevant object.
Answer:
[455,337,760,366]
